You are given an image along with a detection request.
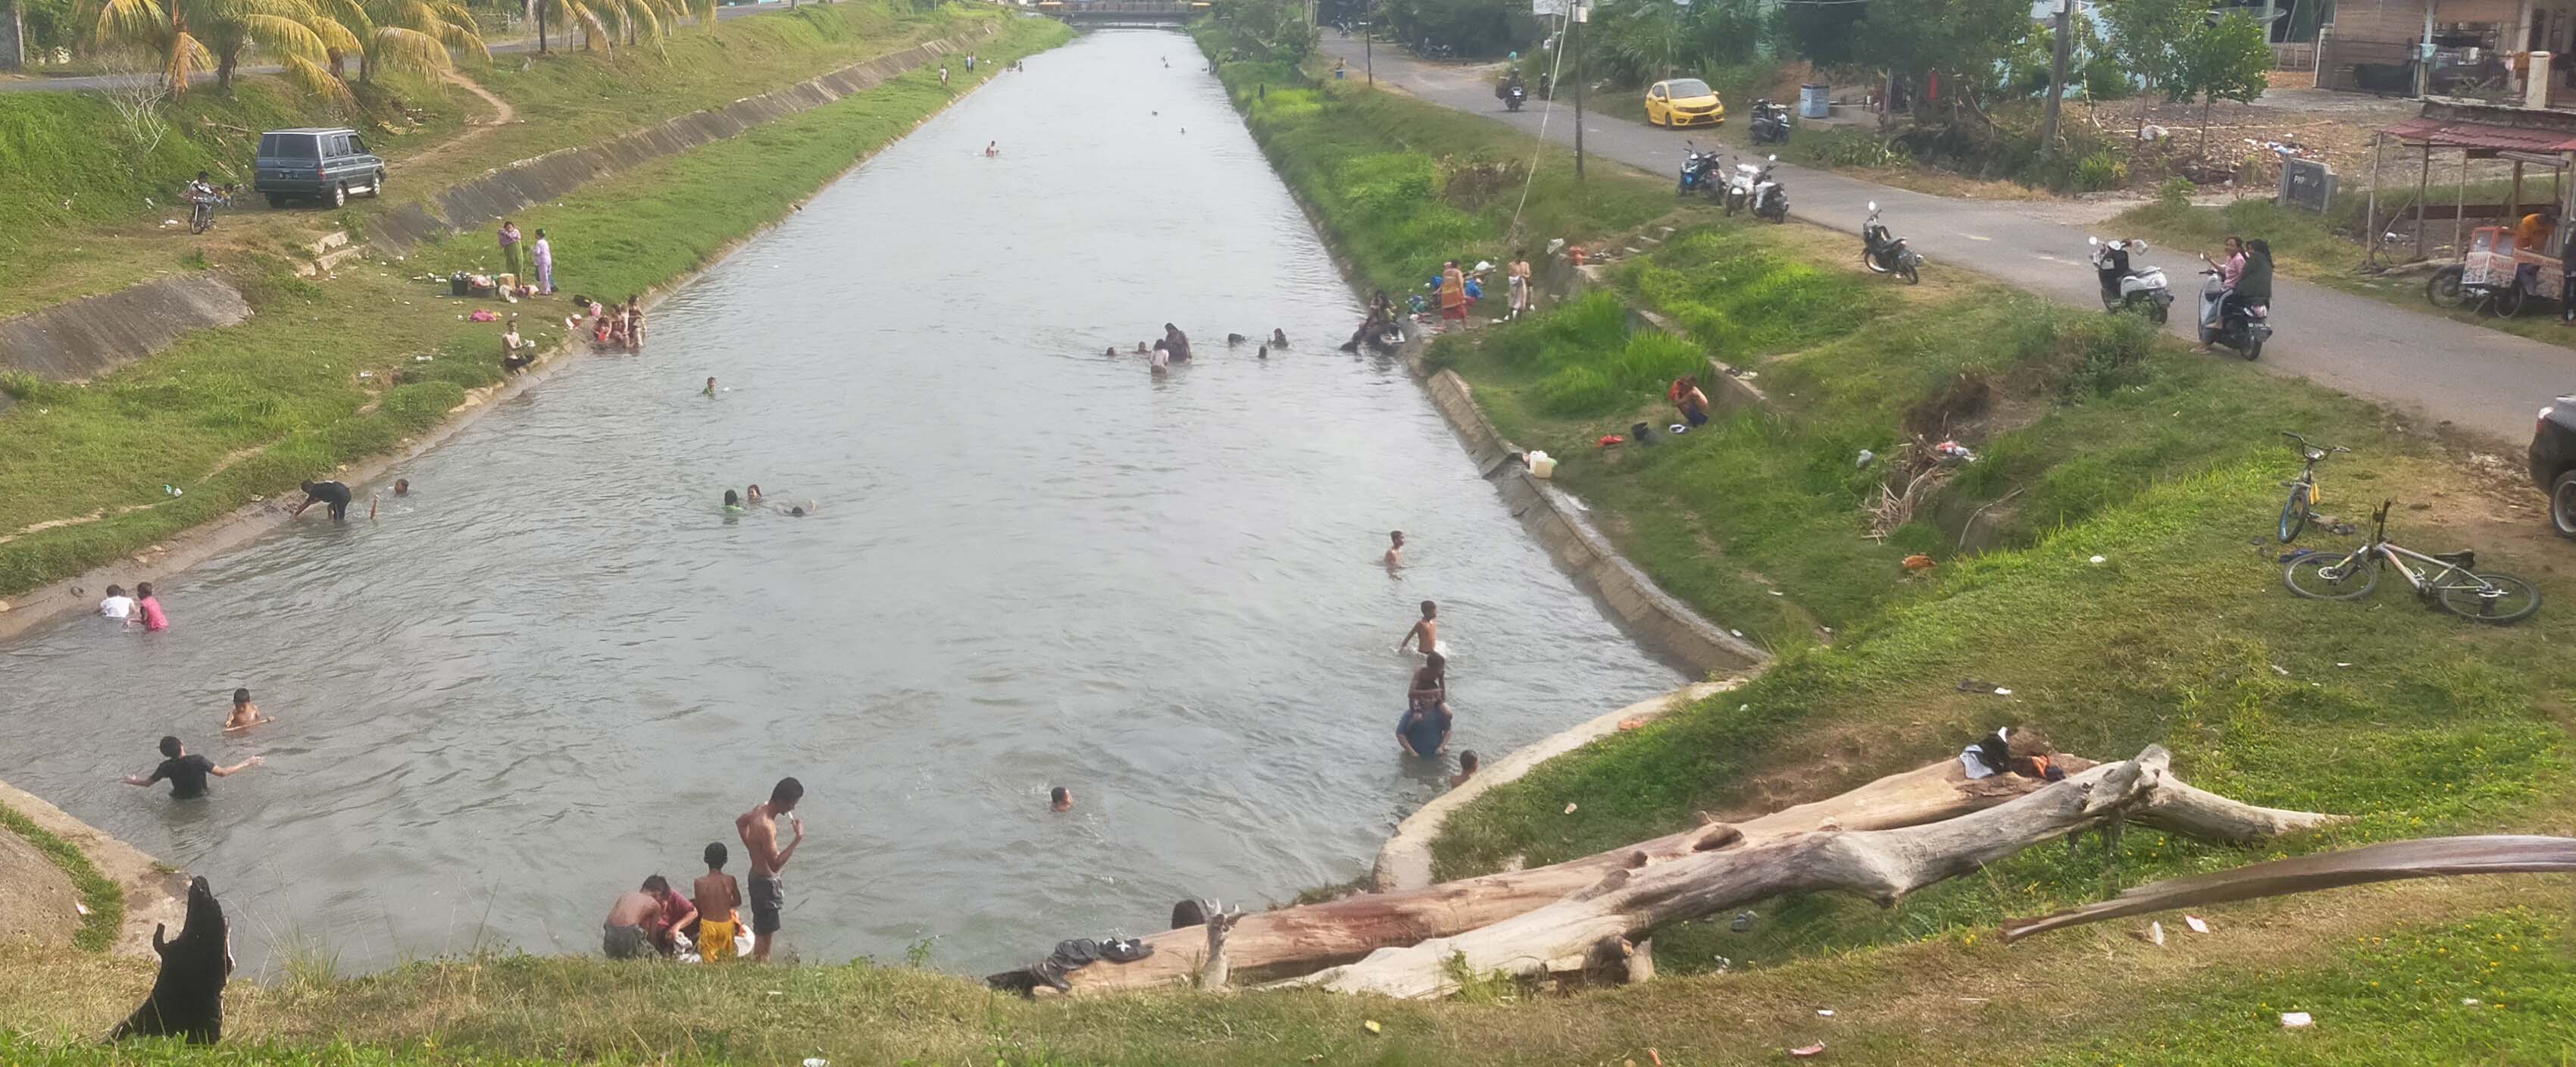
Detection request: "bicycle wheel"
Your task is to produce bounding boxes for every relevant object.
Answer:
[2278,484,2312,543]
[2284,551,2377,600]
[2436,571,2541,624]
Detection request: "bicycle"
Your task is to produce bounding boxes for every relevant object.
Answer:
[2277,430,2347,543]
[2284,500,2542,624]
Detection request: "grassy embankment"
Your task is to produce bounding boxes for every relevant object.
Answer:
[0,803,124,953]
[0,7,1070,597]
[1223,22,2576,1059]
[0,0,986,316]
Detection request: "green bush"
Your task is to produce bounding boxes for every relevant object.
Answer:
[1533,365,1626,415]
[2075,150,2127,192]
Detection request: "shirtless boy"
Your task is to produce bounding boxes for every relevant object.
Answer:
[734,777,805,962]
[224,687,273,733]
[693,843,746,962]
[1383,530,1404,568]
[1397,600,1439,655]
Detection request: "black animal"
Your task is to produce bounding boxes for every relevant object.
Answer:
[111,876,233,1044]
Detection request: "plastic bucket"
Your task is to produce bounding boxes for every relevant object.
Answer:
[1799,83,1830,119]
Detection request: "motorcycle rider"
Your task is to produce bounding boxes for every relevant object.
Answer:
[2235,238,2274,327]
[2194,236,2246,351]
[1496,67,1525,102]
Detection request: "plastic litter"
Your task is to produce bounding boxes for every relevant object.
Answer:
[1815,1009,1835,1018]
[1934,440,1977,462]
[1669,424,1690,435]
[2463,998,2483,1006]
[2280,1012,2313,1028]
[804,1059,830,1067]
[1789,1044,1826,1058]
[2140,921,2165,947]
[2271,665,2290,676]
[1597,435,1624,448]
[1364,1020,1383,1034]
[2089,555,2106,565]
[2184,915,2209,934]
[1855,449,1875,468]
[1563,803,1579,814]
[1731,910,1757,932]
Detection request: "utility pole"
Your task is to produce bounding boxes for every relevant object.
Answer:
[2039,0,2072,150]
[1572,0,1586,180]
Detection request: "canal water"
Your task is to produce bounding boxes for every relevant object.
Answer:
[0,29,1680,974]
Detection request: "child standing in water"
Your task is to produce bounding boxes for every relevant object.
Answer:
[1383,530,1405,569]
[692,842,745,962]
[1397,600,1439,656]
[223,688,273,733]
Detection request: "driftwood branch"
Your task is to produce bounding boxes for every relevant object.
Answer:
[1266,748,2182,997]
[1000,744,2337,996]
[1196,900,1244,990]
[2000,835,2576,943]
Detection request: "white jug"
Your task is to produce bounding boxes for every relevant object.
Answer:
[1527,450,1555,479]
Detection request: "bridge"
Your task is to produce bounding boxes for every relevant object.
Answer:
[1032,0,1205,23]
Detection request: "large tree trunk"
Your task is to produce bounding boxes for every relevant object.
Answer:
[1002,746,2335,995]
[2002,835,2576,942]
[1273,748,2182,997]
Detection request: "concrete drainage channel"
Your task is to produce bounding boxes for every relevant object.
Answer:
[0,22,1006,390]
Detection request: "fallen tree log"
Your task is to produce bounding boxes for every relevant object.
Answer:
[997,743,2335,995]
[1999,835,2576,943]
[1271,747,2180,998]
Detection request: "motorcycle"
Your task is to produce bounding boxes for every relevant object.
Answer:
[2197,270,2272,360]
[1860,201,1921,284]
[1677,142,1720,199]
[1723,159,1757,215]
[1504,82,1527,112]
[2087,236,2172,324]
[184,183,233,236]
[1749,99,1792,145]
[1746,155,1787,223]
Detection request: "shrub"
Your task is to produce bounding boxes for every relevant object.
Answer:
[1533,365,1627,416]
[2158,176,2197,205]
[2074,150,2127,192]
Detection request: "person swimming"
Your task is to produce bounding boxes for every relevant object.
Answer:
[746,485,763,505]
[723,490,742,512]
[1271,328,1289,347]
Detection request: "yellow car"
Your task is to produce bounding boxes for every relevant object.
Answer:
[1645,78,1724,129]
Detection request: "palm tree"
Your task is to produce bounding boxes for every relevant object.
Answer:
[311,0,486,83]
[79,0,354,95]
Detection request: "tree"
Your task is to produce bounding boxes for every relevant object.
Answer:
[76,0,354,95]
[310,0,486,82]
[1779,0,1860,66]
[2171,9,2270,152]
[1379,0,1530,59]
[1590,0,1685,86]
[1857,0,2029,127]
[1216,0,1315,63]
[2101,0,2196,116]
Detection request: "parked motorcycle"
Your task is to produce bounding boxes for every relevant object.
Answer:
[1749,99,1792,145]
[1677,142,1720,199]
[2197,269,2273,360]
[184,183,233,236]
[1746,155,1787,223]
[1860,201,1921,284]
[2087,236,2172,324]
[1723,159,1756,215]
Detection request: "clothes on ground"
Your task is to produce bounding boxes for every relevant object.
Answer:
[150,754,216,799]
[602,922,649,959]
[749,875,784,936]
[98,595,136,620]
[1003,937,1157,993]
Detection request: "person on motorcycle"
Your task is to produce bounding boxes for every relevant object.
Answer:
[1496,68,1525,102]
[2195,236,2247,351]
[2235,238,2273,319]
[186,171,215,203]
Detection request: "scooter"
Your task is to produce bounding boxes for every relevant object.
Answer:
[2087,236,2172,324]
[1677,142,1720,199]
[2198,270,2272,361]
[1504,82,1527,111]
[1723,159,1757,215]
[1749,99,1792,145]
[1860,201,1921,283]
[1747,155,1787,223]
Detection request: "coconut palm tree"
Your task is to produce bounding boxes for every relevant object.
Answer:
[310,0,485,83]
[79,0,353,95]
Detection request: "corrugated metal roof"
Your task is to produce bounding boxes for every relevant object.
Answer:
[2383,116,2576,152]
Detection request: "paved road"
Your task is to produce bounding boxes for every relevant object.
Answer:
[1324,37,2572,447]
[0,2,790,93]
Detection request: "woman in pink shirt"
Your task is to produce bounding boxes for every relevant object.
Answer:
[133,581,169,631]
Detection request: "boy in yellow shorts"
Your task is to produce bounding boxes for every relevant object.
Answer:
[693,842,746,962]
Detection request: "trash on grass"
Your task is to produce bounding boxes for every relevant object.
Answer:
[1364,1020,1383,1035]
[2280,1012,2313,1028]
[2089,555,2106,565]
[1788,1044,1826,1058]
[2184,915,2209,934]
[1731,910,1757,932]
[1855,449,1875,468]
[1564,803,1579,814]
[2136,921,2165,947]
[1815,1009,1835,1018]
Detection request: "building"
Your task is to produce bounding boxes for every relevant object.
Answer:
[2318,0,2576,99]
